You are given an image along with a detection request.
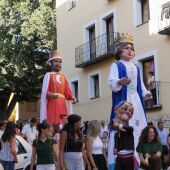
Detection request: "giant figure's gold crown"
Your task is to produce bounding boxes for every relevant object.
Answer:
[115,33,133,47]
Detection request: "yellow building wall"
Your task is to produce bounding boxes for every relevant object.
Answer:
[18,101,40,121]
[56,0,170,123]
[18,0,170,124]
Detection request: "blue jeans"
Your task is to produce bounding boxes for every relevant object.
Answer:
[2,161,15,170]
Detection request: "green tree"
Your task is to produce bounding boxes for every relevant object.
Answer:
[0,0,57,120]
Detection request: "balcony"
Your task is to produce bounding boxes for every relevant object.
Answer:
[75,32,120,68]
[158,2,170,35]
[145,81,162,111]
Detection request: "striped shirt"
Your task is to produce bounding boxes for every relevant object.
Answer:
[0,141,15,161]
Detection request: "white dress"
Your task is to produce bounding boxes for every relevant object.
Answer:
[108,59,150,163]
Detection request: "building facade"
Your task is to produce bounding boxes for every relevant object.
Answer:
[18,101,40,121]
[56,0,170,124]
[20,0,167,125]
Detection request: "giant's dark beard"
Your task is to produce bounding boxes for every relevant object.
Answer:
[51,63,61,72]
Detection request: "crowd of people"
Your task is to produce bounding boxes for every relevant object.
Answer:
[0,116,170,170]
[0,116,109,170]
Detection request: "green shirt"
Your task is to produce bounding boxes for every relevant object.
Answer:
[136,141,162,170]
[33,138,56,165]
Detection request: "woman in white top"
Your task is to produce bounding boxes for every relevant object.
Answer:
[85,120,107,170]
[0,121,18,170]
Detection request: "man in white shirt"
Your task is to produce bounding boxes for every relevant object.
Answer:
[157,120,168,169]
[21,117,38,145]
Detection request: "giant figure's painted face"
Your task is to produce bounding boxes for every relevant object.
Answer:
[120,44,135,61]
[116,101,134,123]
[51,58,62,72]
[114,43,135,60]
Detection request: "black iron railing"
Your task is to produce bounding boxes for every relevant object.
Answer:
[75,32,120,68]
[145,81,162,109]
[158,1,170,35]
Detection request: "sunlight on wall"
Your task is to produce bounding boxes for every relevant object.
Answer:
[149,0,159,35]
[8,93,19,122]
[56,0,67,8]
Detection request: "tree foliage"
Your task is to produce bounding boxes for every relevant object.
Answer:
[0,0,57,120]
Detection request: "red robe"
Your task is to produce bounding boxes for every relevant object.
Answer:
[46,72,73,125]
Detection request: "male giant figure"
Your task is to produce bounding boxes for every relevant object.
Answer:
[40,50,76,125]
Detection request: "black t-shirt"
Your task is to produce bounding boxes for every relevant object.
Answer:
[64,137,83,152]
[114,126,134,151]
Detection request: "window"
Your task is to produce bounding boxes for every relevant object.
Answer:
[136,50,161,109]
[83,20,97,61]
[100,9,115,54]
[134,0,150,26]
[141,57,159,108]
[17,139,26,154]
[71,80,79,102]
[106,15,114,51]
[27,102,37,112]
[88,72,101,99]
[89,26,96,59]
[142,58,155,87]
[141,0,150,23]
[93,75,99,98]
[67,0,76,11]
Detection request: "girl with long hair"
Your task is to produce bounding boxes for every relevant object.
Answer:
[59,114,85,170]
[0,121,18,170]
[136,125,162,170]
[85,120,108,170]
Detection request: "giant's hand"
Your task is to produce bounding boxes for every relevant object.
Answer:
[72,96,77,104]
[117,76,131,86]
